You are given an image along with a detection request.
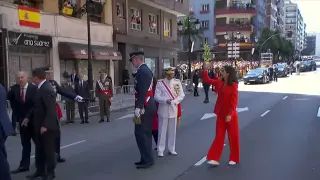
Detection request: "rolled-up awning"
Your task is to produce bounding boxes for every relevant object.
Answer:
[58,42,122,61]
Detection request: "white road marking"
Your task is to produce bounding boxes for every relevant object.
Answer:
[201,107,249,120]
[294,98,309,101]
[317,107,320,117]
[117,114,134,120]
[60,140,86,149]
[236,107,249,113]
[260,110,271,117]
[200,113,216,120]
[194,156,207,166]
[31,140,87,159]
[283,96,288,100]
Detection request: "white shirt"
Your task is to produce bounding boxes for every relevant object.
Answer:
[38,79,46,89]
[20,83,28,101]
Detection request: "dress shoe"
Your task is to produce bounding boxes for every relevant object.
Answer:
[136,162,154,169]
[43,174,55,180]
[57,157,66,163]
[134,161,144,165]
[99,119,105,123]
[207,160,220,166]
[11,167,29,174]
[26,172,43,179]
[168,151,178,156]
[85,121,89,124]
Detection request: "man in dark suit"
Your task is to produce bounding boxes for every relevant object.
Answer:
[27,68,59,180]
[46,68,83,163]
[75,74,90,124]
[7,71,37,174]
[0,83,14,180]
[70,70,79,85]
[8,78,19,136]
[129,51,156,169]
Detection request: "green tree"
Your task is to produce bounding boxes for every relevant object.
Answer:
[202,42,212,62]
[257,28,294,63]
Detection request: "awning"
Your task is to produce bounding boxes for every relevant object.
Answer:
[58,42,122,61]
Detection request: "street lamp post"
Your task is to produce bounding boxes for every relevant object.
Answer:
[178,17,200,80]
[224,32,240,66]
[86,0,93,90]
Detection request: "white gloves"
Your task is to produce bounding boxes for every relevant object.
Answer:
[134,108,145,118]
[75,95,84,102]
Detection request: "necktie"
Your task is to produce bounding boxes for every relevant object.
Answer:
[20,88,25,103]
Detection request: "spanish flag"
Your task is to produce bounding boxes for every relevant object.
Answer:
[18,6,41,28]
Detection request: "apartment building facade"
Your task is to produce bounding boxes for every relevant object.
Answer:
[284,0,306,55]
[214,0,266,60]
[189,0,215,50]
[265,0,285,34]
[112,0,188,85]
[0,0,120,88]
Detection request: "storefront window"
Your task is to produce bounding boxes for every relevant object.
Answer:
[163,58,171,69]
[145,57,156,75]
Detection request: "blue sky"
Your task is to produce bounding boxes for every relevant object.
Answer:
[291,0,320,33]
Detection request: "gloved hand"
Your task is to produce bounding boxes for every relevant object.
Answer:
[135,108,142,118]
[75,95,84,102]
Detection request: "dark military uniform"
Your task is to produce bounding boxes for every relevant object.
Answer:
[95,75,113,122]
[133,61,156,167]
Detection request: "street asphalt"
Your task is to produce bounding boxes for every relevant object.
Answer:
[6,69,320,180]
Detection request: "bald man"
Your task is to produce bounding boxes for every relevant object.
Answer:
[7,71,37,173]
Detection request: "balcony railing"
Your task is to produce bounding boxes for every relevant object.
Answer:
[215,24,253,32]
[216,7,256,15]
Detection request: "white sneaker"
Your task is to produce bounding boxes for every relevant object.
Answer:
[207,160,220,166]
[158,152,164,157]
[228,161,237,166]
[169,151,178,156]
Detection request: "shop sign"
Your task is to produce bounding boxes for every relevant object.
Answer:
[8,31,52,48]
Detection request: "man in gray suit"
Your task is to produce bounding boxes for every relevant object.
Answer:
[0,83,14,180]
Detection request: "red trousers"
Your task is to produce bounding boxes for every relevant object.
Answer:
[207,113,240,162]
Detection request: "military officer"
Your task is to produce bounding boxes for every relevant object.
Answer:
[154,67,185,157]
[96,72,113,123]
[130,51,156,169]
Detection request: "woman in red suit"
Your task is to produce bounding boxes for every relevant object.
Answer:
[202,65,240,166]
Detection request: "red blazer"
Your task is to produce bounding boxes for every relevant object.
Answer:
[202,70,238,118]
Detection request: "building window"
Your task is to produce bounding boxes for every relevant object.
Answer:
[145,57,156,75]
[176,0,184,3]
[201,4,209,13]
[61,0,77,17]
[163,58,171,69]
[148,14,158,34]
[116,3,124,18]
[130,8,142,31]
[164,19,172,37]
[201,20,209,29]
[14,0,43,9]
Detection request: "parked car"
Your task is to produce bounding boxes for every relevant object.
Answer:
[299,61,315,72]
[276,63,289,77]
[243,68,269,85]
[315,60,320,67]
